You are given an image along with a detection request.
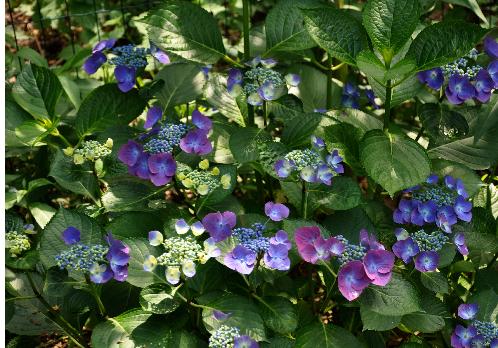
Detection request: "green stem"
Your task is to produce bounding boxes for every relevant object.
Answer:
[263,101,268,127]
[85,275,107,317]
[321,261,337,278]
[415,127,424,142]
[242,0,251,61]
[384,79,392,130]
[55,132,72,148]
[301,181,309,219]
[241,274,252,288]
[176,292,214,310]
[27,273,87,348]
[222,55,244,68]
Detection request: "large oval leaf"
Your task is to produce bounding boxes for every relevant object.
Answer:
[295,321,364,347]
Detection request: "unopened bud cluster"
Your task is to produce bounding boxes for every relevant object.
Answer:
[67,139,113,164]
[55,244,108,272]
[412,229,448,252]
[143,123,189,154]
[336,235,367,265]
[109,45,150,68]
[208,325,241,348]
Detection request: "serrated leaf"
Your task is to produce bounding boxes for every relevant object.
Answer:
[143,1,226,64]
[139,284,180,314]
[401,296,447,333]
[75,84,146,137]
[102,178,165,212]
[295,321,364,347]
[204,73,245,127]
[29,202,56,229]
[155,63,206,111]
[281,113,322,148]
[420,272,449,294]
[418,103,469,144]
[360,130,431,196]
[359,273,422,316]
[363,0,420,59]
[406,21,488,71]
[443,0,488,24]
[259,296,298,334]
[360,307,401,331]
[327,109,383,133]
[14,121,48,147]
[12,64,63,120]
[303,7,369,66]
[370,74,422,108]
[229,127,272,163]
[123,238,164,289]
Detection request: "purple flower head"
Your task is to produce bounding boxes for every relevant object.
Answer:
[316,164,334,185]
[260,57,277,68]
[295,226,333,263]
[285,73,301,87]
[105,233,130,281]
[62,226,81,245]
[175,219,190,235]
[118,140,143,167]
[394,228,410,241]
[202,211,236,242]
[147,153,176,186]
[414,251,439,272]
[192,110,212,132]
[180,129,212,155]
[410,204,425,226]
[144,106,162,129]
[363,249,395,286]
[300,166,318,183]
[470,335,486,348]
[234,335,259,348]
[451,325,478,348]
[454,233,469,256]
[445,175,456,189]
[311,135,326,149]
[274,159,293,178]
[456,179,469,199]
[326,150,344,174]
[89,264,113,284]
[264,243,290,271]
[341,95,360,109]
[93,38,116,53]
[264,202,289,221]
[329,237,345,256]
[394,199,414,224]
[365,89,380,109]
[427,174,439,185]
[270,230,292,250]
[338,260,371,301]
[129,153,150,179]
[83,52,107,75]
[488,60,498,88]
[392,237,420,264]
[491,338,498,348]
[227,68,243,95]
[258,81,278,101]
[418,68,444,90]
[148,230,164,246]
[213,310,231,321]
[454,196,472,222]
[224,245,256,274]
[343,82,360,98]
[436,206,458,233]
[445,74,475,105]
[114,66,136,93]
[474,69,494,103]
[204,237,221,258]
[359,229,384,251]
[484,35,498,59]
[418,200,437,223]
[247,92,263,106]
[458,303,479,320]
[150,43,170,64]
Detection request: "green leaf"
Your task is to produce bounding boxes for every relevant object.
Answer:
[406,21,488,71]
[370,74,422,108]
[201,293,266,341]
[468,288,498,322]
[363,0,420,59]
[155,63,206,111]
[328,109,383,133]
[204,73,245,127]
[75,84,146,137]
[360,307,401,331]
[229,127,272,163]
[258,296,298,334]
[14,121,48,147]
[264,0,321,55]
[6,93,32,147]
[356,50,387,83]
[107,211,164,239]
[102,178,165,212]
[431,159,482,198]
[6,250,40,271]
[359,273,422,316]
[12,64,63,120]
[420,272,449,294]
[418,103,469,144]
[443,0,488,24]
[16,47,48,67]
[324,123,364,173]
[123,238,165,288]
[29,202,56,229]
[139,284,181,314]
[143,1,226,64]
[207,122,236,164]
[40,208,103,269]
[360,130,431,196]
[295,321,365,347]
[308,176,362,211]
[49,150,100,202]
[401,296,447,333]
[302,7,369,66]
[281,113,322,148]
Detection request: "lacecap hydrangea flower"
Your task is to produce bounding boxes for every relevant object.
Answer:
[208,325,259,348]
[274,135,344,185]
[64,138,113,165]
[418,47,497,104]
[83,39,169,92]
[227,56,300,106]
[55,227,130,284]
[6,224,36,257]
[118,109,213,186]
[143,220,216,285]
[451,303,498,348]
[177,160,231,196]
[202,203,292,275]
[393,174,472,233]
[295,227,395,301]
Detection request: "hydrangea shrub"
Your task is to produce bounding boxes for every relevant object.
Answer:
[5,0,498,347]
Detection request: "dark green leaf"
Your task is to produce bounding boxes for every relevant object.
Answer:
[418,103,469,143]
[281,113,322,148]
[295,321,365,347]
[229,127,272,163]
[420,272,449,294]
[102,178,165,212]
[139,284,181,314]
[401,296,447,333]
[360,307,401,331]
[259,296,298,334]
[204,73,246,127]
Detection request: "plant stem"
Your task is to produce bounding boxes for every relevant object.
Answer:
[301,181,309,219]
[384,79,392,130]
[85,275,107,317]
[321,261,337,278]
[242,0,251,61]
[415,127,424,142]
[26,273,87,348]
[222,55,244,68]
[262,101,268,127]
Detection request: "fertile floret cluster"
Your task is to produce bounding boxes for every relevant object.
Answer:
[69,139,113,164]
[227,56,300,106]
[232,224,270,253]
[143,124,189,154]
[6,231,31,257]
[275,135,344,185]
[412,229,449,252]
[109,45,149,68]
[177,161,231,196]
[451,303,498,347]
[55,244,108,272]
[336,235,367,265]
[473,321,498,345]
[208,325,240,348]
